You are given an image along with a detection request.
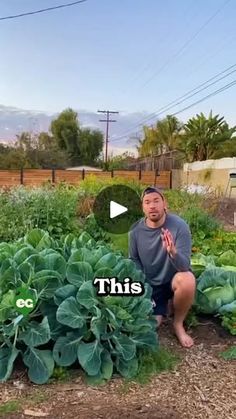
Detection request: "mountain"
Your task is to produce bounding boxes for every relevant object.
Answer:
[0,105,149,156]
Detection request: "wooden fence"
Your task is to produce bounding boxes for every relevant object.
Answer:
[127,150,185,171]
[0,169,171,189]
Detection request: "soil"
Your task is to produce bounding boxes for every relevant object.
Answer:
[1,318,235,419]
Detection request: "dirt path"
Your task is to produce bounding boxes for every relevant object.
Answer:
[0,319,235,419]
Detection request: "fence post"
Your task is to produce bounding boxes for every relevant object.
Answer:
[154,167,160,187]
[52,169,55,184]
[82,169,85,180]
[139,165,142,181]
[20,168,24,185]
[169,170,172,189]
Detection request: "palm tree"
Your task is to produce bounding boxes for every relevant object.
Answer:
[179,111,236,162]
[137,115,182,157]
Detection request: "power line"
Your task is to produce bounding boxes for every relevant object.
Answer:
[111,63,236,142]
[113,79,236,143]
[140,0,231,89]
[98,110,119,164]
[133,66,236,126]
[171,79,236,117]
[120,0,197,95]
[0,0,88,21]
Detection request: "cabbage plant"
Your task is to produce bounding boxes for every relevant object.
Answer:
[0,229,157,385]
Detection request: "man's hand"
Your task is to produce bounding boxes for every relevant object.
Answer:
[161,228,177,258]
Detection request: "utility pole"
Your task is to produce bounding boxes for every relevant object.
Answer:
[97,110,119,164]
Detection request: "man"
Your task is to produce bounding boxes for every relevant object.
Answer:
[128,186,196,348]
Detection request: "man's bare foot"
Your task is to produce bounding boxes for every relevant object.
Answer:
[173,322,194,348]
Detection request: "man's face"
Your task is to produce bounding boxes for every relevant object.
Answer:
[142,192,166,222]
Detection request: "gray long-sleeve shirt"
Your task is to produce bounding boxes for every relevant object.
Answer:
[128,213,192,286]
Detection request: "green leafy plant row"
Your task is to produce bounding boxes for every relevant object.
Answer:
[0,229,158,385]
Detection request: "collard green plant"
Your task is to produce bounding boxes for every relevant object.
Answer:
[0,229,157,385]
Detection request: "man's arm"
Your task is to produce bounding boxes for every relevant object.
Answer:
[168,224,192,272]
[128,229,143,271]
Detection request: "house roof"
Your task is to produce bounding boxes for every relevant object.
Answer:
[66,165,102,171]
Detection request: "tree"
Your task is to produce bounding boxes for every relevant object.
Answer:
[78,128,103,165]
[50,108,104,166]
[137,115,182,157]
[50,108,80,163]
[156,115,183,151]
[0,131,70,169]
[178,111,236,162]
[36,132,70,168]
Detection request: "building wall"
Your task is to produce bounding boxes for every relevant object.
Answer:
[171,168,236,198]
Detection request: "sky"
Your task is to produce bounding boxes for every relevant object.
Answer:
[0,0,236,145]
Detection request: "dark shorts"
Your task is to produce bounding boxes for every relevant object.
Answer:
[151,279,174,317]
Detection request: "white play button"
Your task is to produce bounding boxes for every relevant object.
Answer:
[110,201,128,219]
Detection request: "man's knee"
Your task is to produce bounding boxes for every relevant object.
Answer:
[172,271,196,294]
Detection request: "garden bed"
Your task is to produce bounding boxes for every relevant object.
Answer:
[0,318,235,419]
[0,182,235,418]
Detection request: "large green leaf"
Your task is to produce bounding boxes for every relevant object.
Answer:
[0,265,20,293]
[0,346,19,382]
[94,253,118,271]
[115,356,138,378]
[218,250,236,267]
[112,333,136,361]
[23,254,45,272]
[94,267,114,278]
[19,317,51,347]
[197,267,230,291]
[54,284,77,306]
[63,233,76,258]
[40,253,67,279]
[0,290,16,322]
[131,298,153,317]
[33,270,63,299]
[53,331,84,366]
[67,262,94,287]
[113,259,138,277]
[57,297,85,329]
[39,301,69,341]
[14,247,37,266]
[123,318,155,334]
[68,248,97,267]
[77,281,98,309]
[78,231,94,246]
[77,340,103,376]
[90,307,107,339]
[23,348,54,384]
[109,306,132,321]
[100,349,113,380]
[130,331,157,349]
[18,262,34,282]
[87,349,113,384]
[24,229,52,250]
[93,246,110,261]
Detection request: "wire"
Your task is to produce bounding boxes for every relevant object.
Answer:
[112,78,236,143]
[0,0,88,21]
[134,67,236,124]
[171,79,236,117]
[111,63,236,142]
[140,0,231,89]
[119,0,197,95]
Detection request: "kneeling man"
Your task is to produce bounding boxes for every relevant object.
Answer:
[129,186,196,348]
